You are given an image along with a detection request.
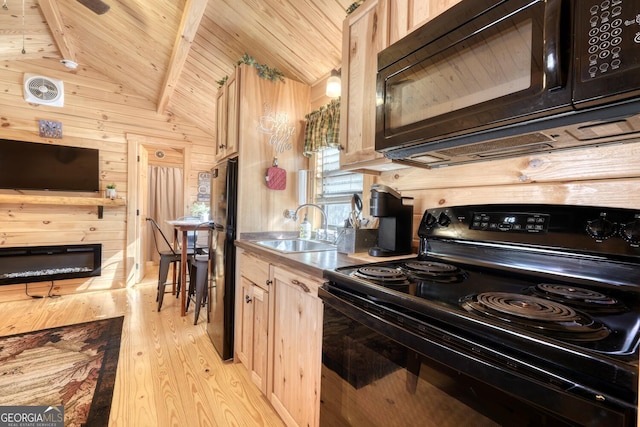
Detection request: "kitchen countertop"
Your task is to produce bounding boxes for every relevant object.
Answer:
[235,238,416,279]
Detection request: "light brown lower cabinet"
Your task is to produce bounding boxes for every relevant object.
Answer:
[269,266,323,427]
[235,249,323,427]
[236,251,271,394]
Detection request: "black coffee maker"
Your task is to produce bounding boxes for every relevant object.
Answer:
[368,184,414,257]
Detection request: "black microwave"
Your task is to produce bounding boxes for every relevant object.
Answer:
[376,0,640,168]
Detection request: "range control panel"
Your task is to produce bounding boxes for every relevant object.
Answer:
[417,204,640,258]
[470,212,550,233]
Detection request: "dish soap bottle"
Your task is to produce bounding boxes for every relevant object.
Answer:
[299,214,312,239]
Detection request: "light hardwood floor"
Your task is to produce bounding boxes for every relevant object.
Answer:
[0,270,285,427]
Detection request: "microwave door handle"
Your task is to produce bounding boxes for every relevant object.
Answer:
[543,0,564,90]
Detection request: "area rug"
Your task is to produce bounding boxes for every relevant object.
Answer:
[0,316,124,427]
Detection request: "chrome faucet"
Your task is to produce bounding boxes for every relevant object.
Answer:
[286,203,328,241]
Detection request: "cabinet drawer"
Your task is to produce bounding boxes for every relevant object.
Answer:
[238,251,270,290]
[273,266,323,297]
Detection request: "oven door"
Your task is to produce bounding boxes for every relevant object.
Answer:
[375,0,572,152]
[319,284,635,427]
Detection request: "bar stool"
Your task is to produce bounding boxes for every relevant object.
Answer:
[186,253,209,324]
[185,222,216,324]
[146,217,194,311]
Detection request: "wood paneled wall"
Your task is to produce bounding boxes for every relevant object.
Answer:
[378,141,640,247]
[310,73,335,111]
[0,60,215,301]
[236,65,311,235]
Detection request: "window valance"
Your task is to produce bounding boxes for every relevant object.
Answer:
[303,98,340,157]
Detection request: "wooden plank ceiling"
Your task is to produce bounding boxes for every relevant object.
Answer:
[0,0,351,135]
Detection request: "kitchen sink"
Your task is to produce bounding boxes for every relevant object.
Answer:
[254,239,336,253]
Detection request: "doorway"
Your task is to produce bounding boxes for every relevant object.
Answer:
[126,135,189,285]
[146,164,183,265]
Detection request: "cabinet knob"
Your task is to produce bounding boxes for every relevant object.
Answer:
[265,279,273,286]
[245,295,252,303]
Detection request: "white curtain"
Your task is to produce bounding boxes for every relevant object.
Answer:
[147,166,183,263]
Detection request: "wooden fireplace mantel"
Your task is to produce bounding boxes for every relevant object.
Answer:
[0,194,126,218]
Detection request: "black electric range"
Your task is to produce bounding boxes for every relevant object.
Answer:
[321,204,640,426]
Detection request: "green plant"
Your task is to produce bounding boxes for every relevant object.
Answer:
[106,183,116,189]
[346,1,364,15]
[216,53,285,89]
[190,202,209,216]
[215,76,228,87]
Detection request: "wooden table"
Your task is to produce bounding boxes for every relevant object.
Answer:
[166,219,203,317]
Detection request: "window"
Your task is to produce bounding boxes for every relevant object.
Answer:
[314,147,363,229]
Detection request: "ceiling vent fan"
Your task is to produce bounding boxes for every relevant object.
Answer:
[23,74,64,107]
[77,0,110,14]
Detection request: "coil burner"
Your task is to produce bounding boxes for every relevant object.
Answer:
[352,266,410,288]
[530,283,626,313]
[461,292,610,341]
[401,260,466,283]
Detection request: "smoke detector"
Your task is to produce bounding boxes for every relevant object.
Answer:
[60,59,78,69]
[23,74,64,107]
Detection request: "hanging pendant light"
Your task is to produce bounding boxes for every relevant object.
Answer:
[325,69,341,98]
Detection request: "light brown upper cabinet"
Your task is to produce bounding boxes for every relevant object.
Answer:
[339,0,389,173]
[215,67,240,161]
[388,0,462,45]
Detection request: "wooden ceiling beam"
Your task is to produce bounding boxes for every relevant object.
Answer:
[38,0,78,63]
[156,0,208,114]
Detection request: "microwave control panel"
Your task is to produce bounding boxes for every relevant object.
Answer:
[578,0,640,81]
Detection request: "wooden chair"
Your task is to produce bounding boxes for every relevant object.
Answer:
[146,217,194,311]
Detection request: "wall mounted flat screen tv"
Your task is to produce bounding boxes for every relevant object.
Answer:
[0,139,100,192]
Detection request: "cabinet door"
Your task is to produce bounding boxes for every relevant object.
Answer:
[236,275,253,369]
[389,0,462,44]
[236,251,271,394]
[270,267,323,427]
[224,68,239,157]
[215,68,240,160]
[215,86,227,160]
[339,0,389,170]
[247,281,269,393]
